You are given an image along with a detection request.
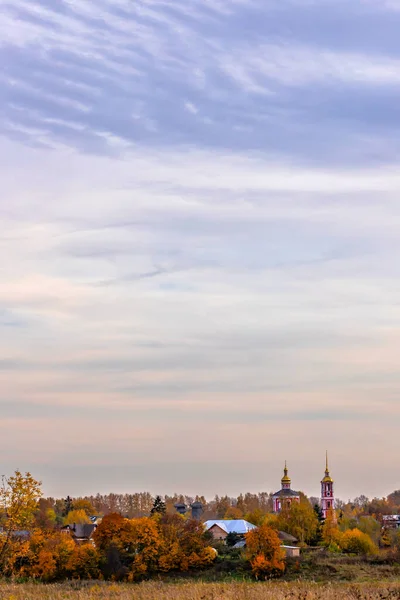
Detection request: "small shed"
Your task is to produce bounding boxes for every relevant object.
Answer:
[278,531,299,545]
[282,545,300,557]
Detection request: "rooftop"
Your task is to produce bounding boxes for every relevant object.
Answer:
[272,489,301,498]
[204,519,257,535]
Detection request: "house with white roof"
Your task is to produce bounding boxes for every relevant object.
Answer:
[204,519,256,541]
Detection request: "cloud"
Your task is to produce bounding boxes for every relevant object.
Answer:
[1,0,400,498]
[1,0,400,165]
[184,101,199,115]
[219,44,400,90]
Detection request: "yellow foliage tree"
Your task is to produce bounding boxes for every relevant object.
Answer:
[129,517,163,580]
[341,528,378,555]
[64,509,91,525]
[244,508,269,527]
[66,544,101,580]
[224,506,243,520]
[322,509,342,548]
[277,500,318,545]
[5,530,77,581]
[50,533,76,578]
[156,514,215,574]
[71,499,95,516]
[0,470,42,567]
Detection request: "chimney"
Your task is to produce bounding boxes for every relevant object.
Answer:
[174,503,187,515]
[190,502,203,520]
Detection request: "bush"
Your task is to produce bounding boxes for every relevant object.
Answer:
[341,529,377,556]
[327,542,341,554]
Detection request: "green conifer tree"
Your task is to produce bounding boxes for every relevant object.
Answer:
[150,495,166,515]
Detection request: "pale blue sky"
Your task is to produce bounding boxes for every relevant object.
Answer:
[1,0,400,500]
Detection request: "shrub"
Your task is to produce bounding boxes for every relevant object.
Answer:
[341,529,377,556]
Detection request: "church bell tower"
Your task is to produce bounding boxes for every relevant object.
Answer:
[321,452,335,519]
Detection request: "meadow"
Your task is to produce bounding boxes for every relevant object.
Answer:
[1,581,400,600]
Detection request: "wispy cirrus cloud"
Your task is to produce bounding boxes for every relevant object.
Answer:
[1,0,400,162]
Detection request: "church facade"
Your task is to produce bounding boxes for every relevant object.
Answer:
[272,456,335,516]
[272,463,301,512]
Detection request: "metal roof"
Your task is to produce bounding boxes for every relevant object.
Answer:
[272,489,300,498]
[204,519,257,535]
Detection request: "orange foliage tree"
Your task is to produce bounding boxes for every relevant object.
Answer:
[245,523,285,579]
[93,512,215,581]
[4,530,100,581]
[128,517,163,580]
[92,512,132,554]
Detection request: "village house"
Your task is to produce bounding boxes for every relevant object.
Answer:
[204,519,256,541]
[61,523,97,545]
[382,515,400,530]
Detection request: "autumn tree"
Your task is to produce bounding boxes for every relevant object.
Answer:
[71,498,95,516]
[224,506,243,520]
[93,513,132,555]
[173,518,215,571]
[66,544,101,580]
[245,522,285,579]
[92,513,134,579]
[322,508,342,548]
[64,509,91,525]
[388,490,400,509]
[244,508,268,527]
[6,530,100,582]
[357,516,381,545]
[93,511,215,581]
[277,500,318,545]
[129,517,164,580]
[341,528,377,555]
[0,470,42,568]
[35,498,57,531]
[214,495,232,519]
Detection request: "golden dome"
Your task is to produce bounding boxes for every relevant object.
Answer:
[281,462,291,484]
[322,452,333,483]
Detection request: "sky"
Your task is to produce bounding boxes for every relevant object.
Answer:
[1,0,400,502]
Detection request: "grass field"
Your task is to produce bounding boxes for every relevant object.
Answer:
[1,581,400,599]
[1,554,400,599]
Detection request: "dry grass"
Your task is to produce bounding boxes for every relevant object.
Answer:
[1,581,400,600]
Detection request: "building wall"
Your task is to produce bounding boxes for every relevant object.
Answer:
[273,496,300,513]
[283,546,300,558]
[208,525,227,540]
[321,481,335,519]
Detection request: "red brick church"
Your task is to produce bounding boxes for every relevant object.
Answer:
[272,455,335,517]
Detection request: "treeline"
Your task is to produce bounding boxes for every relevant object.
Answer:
[37,489,400,525]
[81,492,274,519]
[34,492,275,526]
